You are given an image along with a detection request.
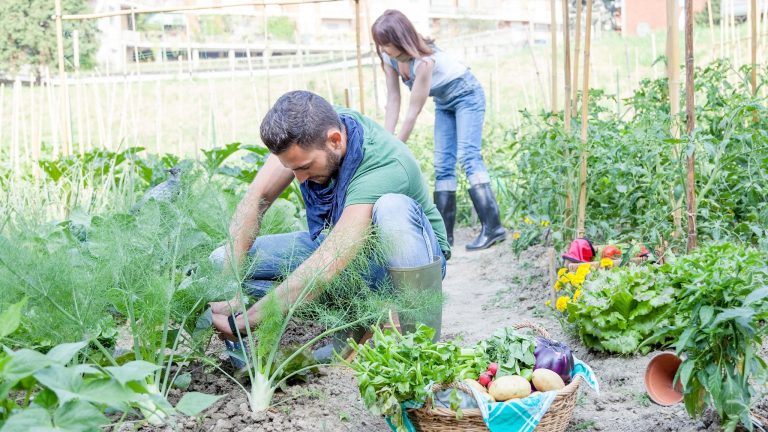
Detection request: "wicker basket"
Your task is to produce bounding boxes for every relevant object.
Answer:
[407,322,582,432]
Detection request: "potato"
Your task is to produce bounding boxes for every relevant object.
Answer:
[463,379,489,395]
[531,368,566,391]
[488,375,531,401]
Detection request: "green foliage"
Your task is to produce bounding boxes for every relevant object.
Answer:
[649,244,768,431]
[0,0,98,75]
[454,327,536,381]
[344,321,464,432]
[0,341,219,430]
[566,266,677,354]
[481,59,768,252]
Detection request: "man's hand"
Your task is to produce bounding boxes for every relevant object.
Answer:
[209,297,242,315]
[212,312,246,342]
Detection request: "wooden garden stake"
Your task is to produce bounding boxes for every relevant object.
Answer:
[54,0,73,155]
[550,0,558,113]
[11,80,20,174]
[354,0,365,114]
[685,0,697,252]
[752,0,758,97]
[0,84,4,160]
[707,0,716,56]
[45,68,60,157]
[363,0,379,114]
[263,6,271,105]
[572,0,582,117]
[577,0,592,238]
[667,0,683,239]
[562,0,573,229]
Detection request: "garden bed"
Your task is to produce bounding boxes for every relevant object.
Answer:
[128,228,766,432]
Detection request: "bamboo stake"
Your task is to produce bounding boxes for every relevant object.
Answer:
[577,0,592,238]
[354,0,365,114]
[344,88,350,108]
[721,0,727,58]
[263,6,271,105]
[667,0,681,139]
[0,84,4,161]
[550,0,558,113]
[82,81,92,152]
[685,0,697,252]
[562,0,573,229]
[651,33,658,80]
[11,80,20,174]
[707,0,716,56]
[667,0,683,239]
[73,30,86,154]
[33,84,42,177]
[26,82,34,165]
[572,0,582,116]
[732,0,739,66]
[45,68,60,157]
[155,80,162,153]
[363,0,379,114]
[752,0,758,96]
[54,0,73,155]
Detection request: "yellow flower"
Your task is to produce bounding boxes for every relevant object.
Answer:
[545,300,552,307]
[557,268,567,277]
[576,263,592,276]
[512,231,521,240]
[524,216,533,225]
[573,289,583,301]
[540,220,550,227]
[599,258,614,269]
[554,280,563,291]
[556,296,570,312]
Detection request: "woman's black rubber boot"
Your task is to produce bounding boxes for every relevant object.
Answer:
[433,191,456,246]
[466,183,506,251]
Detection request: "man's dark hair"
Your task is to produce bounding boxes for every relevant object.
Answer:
[260,91,342,154]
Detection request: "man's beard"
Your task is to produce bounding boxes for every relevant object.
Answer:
[310,149,341,185]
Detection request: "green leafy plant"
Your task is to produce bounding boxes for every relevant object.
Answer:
[343,318,464,432]
[566,265,677,354]
[218,230,431,414]
[649,244,768,431]
[0,301,221,430]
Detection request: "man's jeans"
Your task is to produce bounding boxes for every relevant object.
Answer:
[209,194,447,366]
[432,71,492,192]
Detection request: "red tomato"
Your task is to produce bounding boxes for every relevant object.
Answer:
[601,245,622,259]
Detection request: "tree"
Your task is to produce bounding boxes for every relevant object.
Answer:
[0,0,97,78]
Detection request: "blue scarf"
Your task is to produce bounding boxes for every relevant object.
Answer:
[300,115,365,240]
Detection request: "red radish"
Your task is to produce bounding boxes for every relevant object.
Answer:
[478,372,493,387]
[487,363,499,376]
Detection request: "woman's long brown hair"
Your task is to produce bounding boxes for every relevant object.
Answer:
[371,9,434,67]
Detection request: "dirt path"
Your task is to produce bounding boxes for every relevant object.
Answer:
[154,227,761,431]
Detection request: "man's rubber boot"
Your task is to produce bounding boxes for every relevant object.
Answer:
[433,191,456,246]
[466,183,507,251]
[388,256,443,342]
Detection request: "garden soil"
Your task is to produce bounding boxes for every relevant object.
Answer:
[142,227,767,432]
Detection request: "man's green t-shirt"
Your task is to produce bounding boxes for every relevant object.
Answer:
[338,108,450,257]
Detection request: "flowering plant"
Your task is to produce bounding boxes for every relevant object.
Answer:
[510,216,550,258]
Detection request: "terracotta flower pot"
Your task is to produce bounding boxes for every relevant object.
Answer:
[644,352,684,406]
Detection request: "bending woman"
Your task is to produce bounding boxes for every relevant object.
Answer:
[371,9,505,251]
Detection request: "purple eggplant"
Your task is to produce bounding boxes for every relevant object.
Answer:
[534,336,574,383]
